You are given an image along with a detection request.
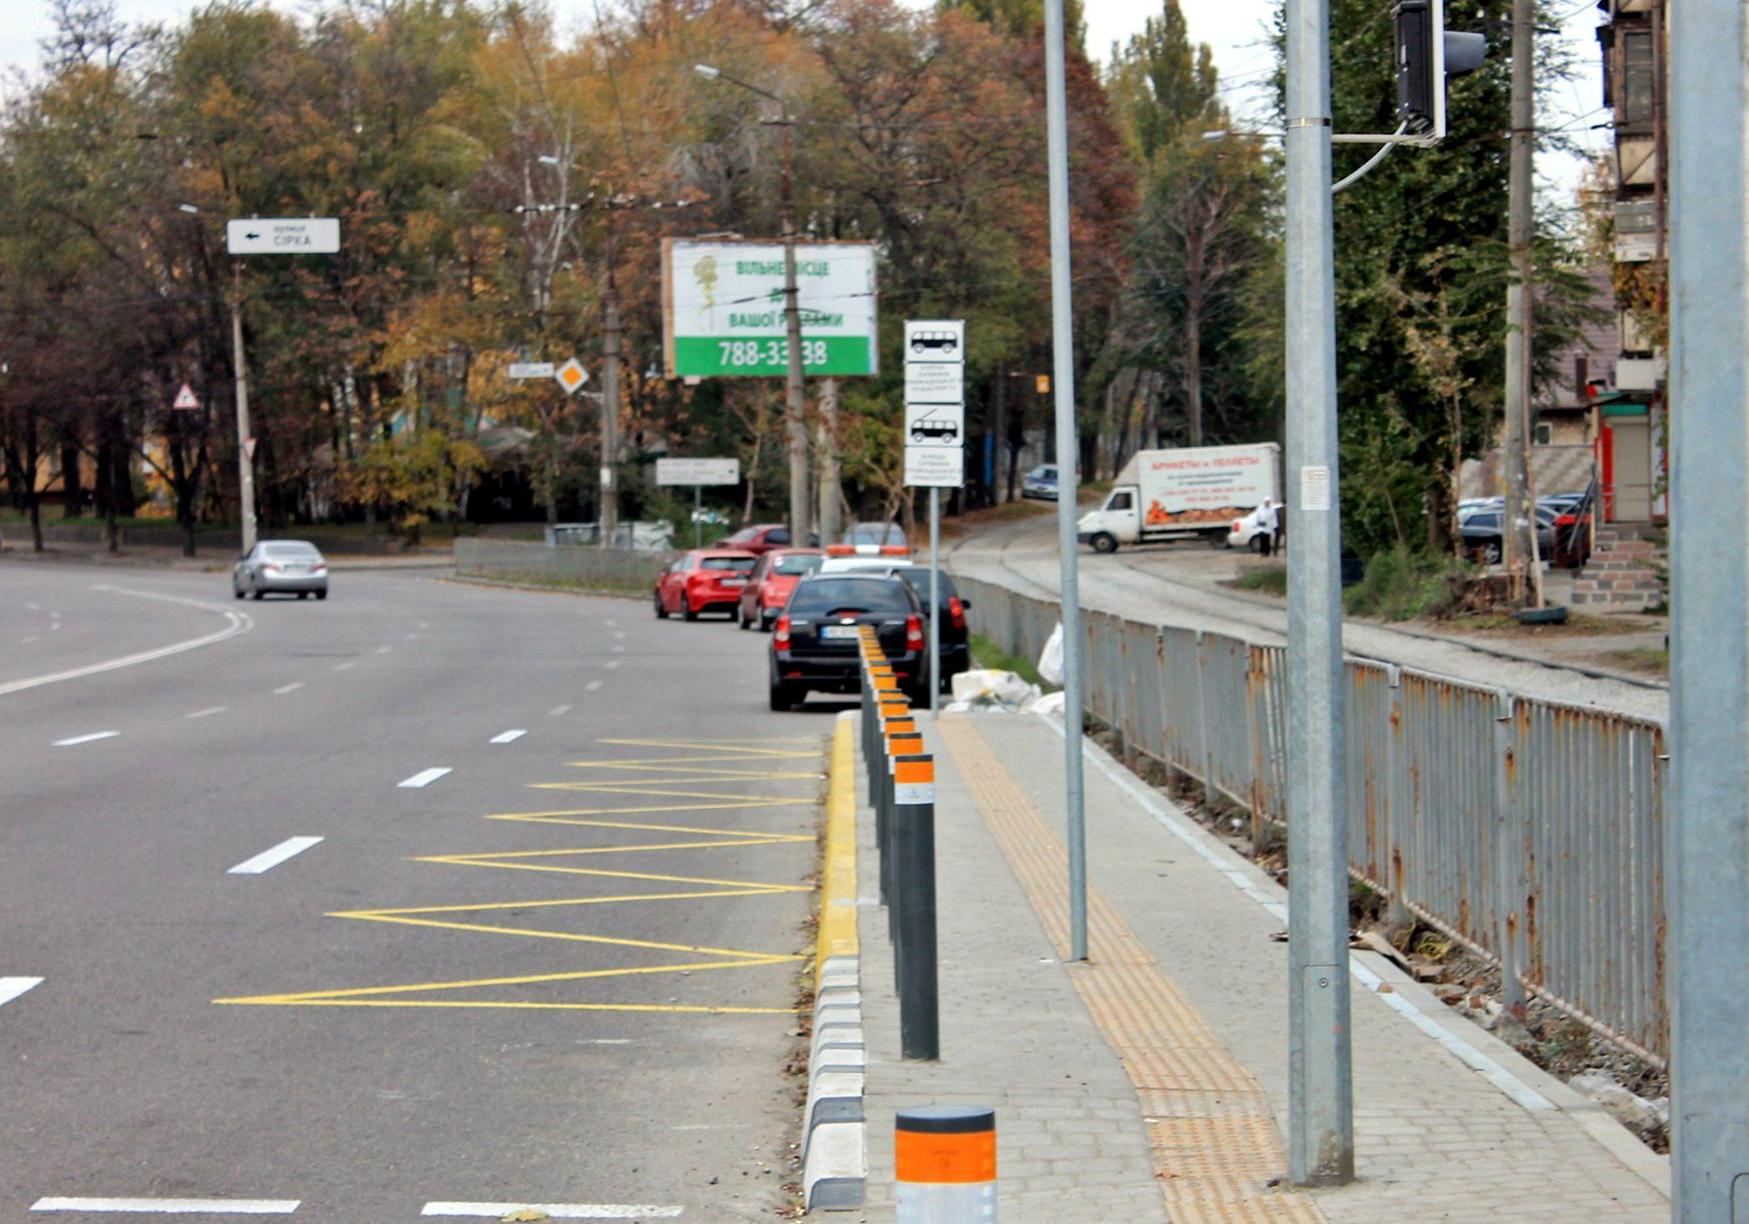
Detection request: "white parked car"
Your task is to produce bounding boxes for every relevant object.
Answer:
[1226,506,1271,552]
[233,539,328,600]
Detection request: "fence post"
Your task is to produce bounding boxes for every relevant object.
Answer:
[1194,629,1218,806]
[892,753,939,1060]
[1383,666,1412,930]
[1493,690,1526,1016]
[885,727,924,991]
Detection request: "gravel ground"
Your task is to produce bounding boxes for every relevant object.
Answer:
[946,514,1669,725]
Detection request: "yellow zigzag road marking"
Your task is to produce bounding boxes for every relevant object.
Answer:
[217,739,821,1014]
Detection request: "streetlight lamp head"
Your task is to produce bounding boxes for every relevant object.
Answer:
[693,63,721,80]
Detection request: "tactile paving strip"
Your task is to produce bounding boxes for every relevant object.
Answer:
[939,716,1327,1224]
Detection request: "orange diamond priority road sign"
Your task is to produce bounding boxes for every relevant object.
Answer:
[555,357,588,395]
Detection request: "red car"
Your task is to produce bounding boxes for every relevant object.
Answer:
[719,523,815,556]
[738,547,825,631]
[653,549,759,621]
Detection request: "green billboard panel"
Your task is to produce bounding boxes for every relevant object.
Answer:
[663,240,878,378]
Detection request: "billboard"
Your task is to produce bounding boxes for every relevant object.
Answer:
[662,239,878,378]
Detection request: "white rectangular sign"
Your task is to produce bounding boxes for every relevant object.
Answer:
[904,362,964,406]
[906,403,964,447]
[904,447,963,488]
[904,320,965,363]
[508,362,555,380]
[226,218,340,255]
[656,457,741,487]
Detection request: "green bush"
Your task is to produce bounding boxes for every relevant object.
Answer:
[1343,546,1460,621]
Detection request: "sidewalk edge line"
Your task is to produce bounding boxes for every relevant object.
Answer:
[802,711,866,1212]
[1039,708,1672,1199]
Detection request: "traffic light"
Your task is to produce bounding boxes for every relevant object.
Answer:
[1393,0,1487,144]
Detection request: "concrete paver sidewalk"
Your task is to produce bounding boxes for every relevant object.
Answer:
[846,709,1668,1222]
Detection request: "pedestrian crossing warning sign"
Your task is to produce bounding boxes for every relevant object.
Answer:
[172,383,201,411]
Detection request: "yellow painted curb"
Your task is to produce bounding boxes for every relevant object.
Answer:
[815,716,860,987]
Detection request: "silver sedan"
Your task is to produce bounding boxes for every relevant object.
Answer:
[233,540,329,600]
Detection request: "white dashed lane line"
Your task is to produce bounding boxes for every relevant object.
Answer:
[549,704,573,716]
[397,768,452,789]
[31,1198,299,1215]
[185,707,226,720]
[272,683,305,696]
[333,661,356,672]
[53,731,120,747]
[227,837,324,875]
[375,646,392,655]
[0,977,44,1009]
[489,730,527,744]
[420,1205,682,1220]
[585,680,604,693]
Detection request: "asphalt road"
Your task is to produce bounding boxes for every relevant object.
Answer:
[0,562,831,1221]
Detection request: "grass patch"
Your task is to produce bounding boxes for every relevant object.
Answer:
[970,632,1052,689]
[1228,564,1287,596]
[1602,648,1668,677]
[1343,546,1461,621]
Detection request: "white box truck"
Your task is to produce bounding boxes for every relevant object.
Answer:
[1076,442,1282,553]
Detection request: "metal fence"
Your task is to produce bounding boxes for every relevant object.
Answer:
[955,573,1670,1067]
[453,538,675,590]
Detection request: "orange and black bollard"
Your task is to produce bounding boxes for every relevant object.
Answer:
[896,1105,996,1220]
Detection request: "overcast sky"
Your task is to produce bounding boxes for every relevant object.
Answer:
[0,0,1604,198]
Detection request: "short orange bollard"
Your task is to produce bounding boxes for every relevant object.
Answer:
[896,1106,996,1220]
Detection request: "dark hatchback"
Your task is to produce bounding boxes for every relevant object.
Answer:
[769,574,927,710]
[887,568,972,691]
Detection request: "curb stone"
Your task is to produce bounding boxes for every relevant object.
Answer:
[803,714,866,1211]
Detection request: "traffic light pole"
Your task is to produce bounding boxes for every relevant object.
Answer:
[1667,5,1749,1217]
[1284,0,1353,1187]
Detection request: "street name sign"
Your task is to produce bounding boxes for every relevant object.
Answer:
[656,457,741,486]
[226,218,340,255]
[662,239,879,378]
[904,319,966,482]
[508,361,556,380]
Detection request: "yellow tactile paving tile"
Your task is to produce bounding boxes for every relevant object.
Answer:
[216,739,817,1015]
[939,716,1329,1224]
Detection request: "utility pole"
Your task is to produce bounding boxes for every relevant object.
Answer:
[1284,0,1353,1187]
[1667,3,1749,1216]
[1501,0,1536,602]
[817,377,842,544]
[600,231,622,548]
[778,115,811,545]
[229,260,257,554]
[1042,0,1089,964]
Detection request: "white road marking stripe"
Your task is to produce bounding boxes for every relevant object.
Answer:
[332,661,356,672]
[25,602,39,611]
[418,622,430,629]
[22,635,40,644]
[0,977,44,1008]
[405,632,419,640]
[613,630,626,639]
[605,661,620,670]
[398,767,452,789]
[185,707,226,720]
[228,837,324,875]
[54,731,120,747]
[549,704,573,716]
[0,589,252,698]
[32,1199,300,1215]
[612,645,625,654]
[420,1205,681,1220]
[489,730,527,744]
[376,645,393,655]
[585,680,604,693]
[605,618,619,627]
[272,683,304,695]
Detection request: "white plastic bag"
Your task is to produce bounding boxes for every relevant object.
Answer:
[1037,622,1065,686]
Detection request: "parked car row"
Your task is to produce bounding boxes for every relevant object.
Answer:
[1456,489,1593,568]
[652,531,969,712]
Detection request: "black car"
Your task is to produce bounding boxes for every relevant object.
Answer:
[769,574,928,710]
[887,567,972,692]
[1458,507,1557,565]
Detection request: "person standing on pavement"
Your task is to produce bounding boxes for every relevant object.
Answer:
[1256,497,1279,557]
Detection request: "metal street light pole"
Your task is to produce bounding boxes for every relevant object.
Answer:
[1501,0,1537,603]
[229,260,257,554]
[1667,4,1749,1216]
[1041,0,1089,963]
[1284,0,1353,1186]
[695,64,812,545]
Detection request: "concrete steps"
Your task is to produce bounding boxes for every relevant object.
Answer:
[1572,525,1665,610]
